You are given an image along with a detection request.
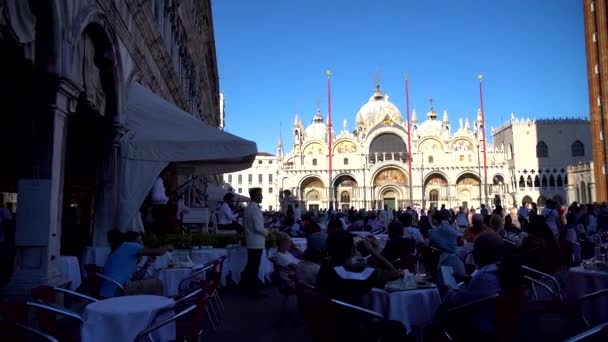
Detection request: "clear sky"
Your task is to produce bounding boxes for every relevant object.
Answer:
[212,0,588,154]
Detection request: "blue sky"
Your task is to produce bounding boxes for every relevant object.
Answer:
[212,0,588,153]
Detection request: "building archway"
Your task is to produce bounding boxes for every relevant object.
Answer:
[373,167,408,208]
[455,173,481,208]
[300,176,325,211]
[368,133,407,163]
[62,22,121,254]
[424,173,448,209]
[334,174,358,210]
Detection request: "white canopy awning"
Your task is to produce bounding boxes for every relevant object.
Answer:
[206,182,251,203]
[118,82,257,231]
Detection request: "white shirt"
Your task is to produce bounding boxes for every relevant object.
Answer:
[275,251,300,268]
[218,202,237,225]
[150,177,169,204]
[244,203,268,249]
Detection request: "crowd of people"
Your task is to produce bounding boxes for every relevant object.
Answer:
[261,200,608,340]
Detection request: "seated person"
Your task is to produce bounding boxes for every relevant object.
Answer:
[462,214,488,244]
[399,213,425,244]
[317,230,407,342]
[274,233,302,288]
[380,222,416,264]
[295,233,326,287]
[99,231,167,298]
[440,232,504,335]
[428,212,468,286]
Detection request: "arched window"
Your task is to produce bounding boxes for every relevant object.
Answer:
[534,176,540,188]
[571,140,585,157]
[536,141,548,158]
[526,176,533,188]
[508,144,514,160]
[312,158,317,166]
[343,158,348,165]
[428,156,434,164]
[541,175,548,188]
[549,174,556,188]
[519,176,525,188]
[556,175,563,187]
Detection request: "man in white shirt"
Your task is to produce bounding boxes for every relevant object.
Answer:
[242,188,268,297]
[218,193,240,231]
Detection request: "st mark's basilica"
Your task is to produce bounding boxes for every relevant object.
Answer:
[227,83,592,211]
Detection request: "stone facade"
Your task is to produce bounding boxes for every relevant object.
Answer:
[567,162,596,204]
[0,0,219,297]
[228,84,592,212]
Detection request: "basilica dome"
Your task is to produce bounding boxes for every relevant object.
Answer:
[305,110,327,142]
[356,84,404,127]
[417,107,444,137]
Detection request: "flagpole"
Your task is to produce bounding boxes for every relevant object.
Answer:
[478,74,488,206]
[326,69,333,210]
[405,73,413,205]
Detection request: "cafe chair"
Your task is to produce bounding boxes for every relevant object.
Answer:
[563,322,608,342]
[330,299,384,321]
[439,294,500,341]
[26,301,83,342]
[576,288,608,328]
[94,272,125,296]
[134,303,198,342]
[177,263,214,294]
[0,316,58,342]
[521,265,562,301]
[32,285,98,315]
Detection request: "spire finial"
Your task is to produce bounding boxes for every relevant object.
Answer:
[429,98,434,112]
[278,122,283,147]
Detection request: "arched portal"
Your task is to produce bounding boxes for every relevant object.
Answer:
[456,173,481,209]
[334,174,358,210]
[424,173,448,210]
[300,176,325,211]
[373,168,408,209]
[63,22,120,253]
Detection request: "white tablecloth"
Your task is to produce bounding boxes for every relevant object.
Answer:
[157,267,195,297]
[82,295,175,342]
[363,287,442,333]
[190,247,273,286]
[83,246,274,287]
[59,256,82,290]
[292,238,307,252]
[566,266,608,324]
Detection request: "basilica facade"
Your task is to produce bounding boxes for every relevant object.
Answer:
[269,84,592,211]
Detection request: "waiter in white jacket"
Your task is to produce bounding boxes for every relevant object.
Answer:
[242,187,268,297]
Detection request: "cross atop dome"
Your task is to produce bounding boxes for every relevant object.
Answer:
[427,97,437,120]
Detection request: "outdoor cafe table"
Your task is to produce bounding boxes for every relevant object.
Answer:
[81,295,175,342]
[363,286,442,334]
[189,247,273,286]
